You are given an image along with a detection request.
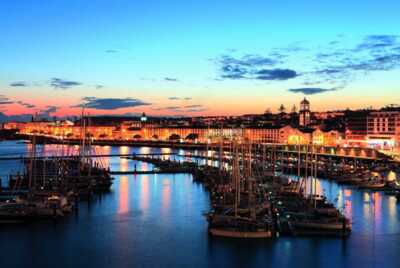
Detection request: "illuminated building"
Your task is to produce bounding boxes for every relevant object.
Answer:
[312,127,342,147]
[367,111,400,150]
[5,121,315,145]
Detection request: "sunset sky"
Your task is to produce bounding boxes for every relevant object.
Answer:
[1,0,399,119]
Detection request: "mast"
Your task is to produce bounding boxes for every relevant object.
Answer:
[80,106,86,165]
[218,123,223,176]
[314,145,318,208]
[28,134,37,192]
[233,139,240,217]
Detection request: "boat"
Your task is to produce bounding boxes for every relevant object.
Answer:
[358,172,386,190]
[208,214,272,238]
[207,141,275,238]
[335,174,363,185]
[285,211,351,236]
[0,202,34,224]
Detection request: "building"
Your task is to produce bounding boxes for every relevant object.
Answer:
[344,110,370,147]
[5,121,318,145]
[312,127,343,147]
[299,98,311,127]
[367,111,400,150]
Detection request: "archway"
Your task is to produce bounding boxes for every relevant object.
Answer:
[169,134,181,141]
[133,134,142,140]
[185,133,198,141]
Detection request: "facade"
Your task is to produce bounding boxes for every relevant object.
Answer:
[366,111,400,150]
[312,127,343,147]
[344,110,370,147]
[5,121,320,145]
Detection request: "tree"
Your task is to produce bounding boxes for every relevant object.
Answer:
[264,108,272,115]
[278,104,286,114]
[291,105,297,114]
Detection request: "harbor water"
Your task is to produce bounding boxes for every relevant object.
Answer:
[0,141,399,267]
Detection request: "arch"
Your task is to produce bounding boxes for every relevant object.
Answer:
[169,134,181,141]
[185,133,198,140]
[133,134,142,140]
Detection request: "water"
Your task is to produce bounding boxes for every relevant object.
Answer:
[0,141,399,267]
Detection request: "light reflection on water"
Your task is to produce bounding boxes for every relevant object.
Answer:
[0,141,400,267]
[118,175,129,215]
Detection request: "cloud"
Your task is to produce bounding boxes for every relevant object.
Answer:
[153,106,182,111]
[216,54,298,81]
[184,104,202,108]
[154,104,206,113]
[356,35,399,51]
[50,78,82,89]
[43,106,57,114]
[220,64,248,79]
[95,84,105,89]
[38,105,58,116]
[105,49,118,53]
[164,77,179,82]
[0,95,13,105]
[219,54,279,67]
[288,87,338,95]
[76,97,151,110]
[186,108,207,112]
[10,81,28,87]
[216,35,400,88]
[17,101,36,109]
[255,69,298,80]
[168,97,192,101]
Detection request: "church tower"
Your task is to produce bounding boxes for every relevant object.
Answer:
[299,98,311,127]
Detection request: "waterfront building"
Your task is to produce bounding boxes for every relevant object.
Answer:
[312,127,343,147]
[367,111,400,150]
[344,110,370,147]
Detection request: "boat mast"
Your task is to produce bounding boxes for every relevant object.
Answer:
[314,145,317,208]
[218,123,223,176]
[80,106,86,166]
[233,139,240,218]
[28,134,37,192]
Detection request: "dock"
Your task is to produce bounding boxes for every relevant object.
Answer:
[109,170,192,175]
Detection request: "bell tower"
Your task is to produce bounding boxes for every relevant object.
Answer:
[299,98,311,127]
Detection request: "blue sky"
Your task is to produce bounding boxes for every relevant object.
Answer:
[0,0,399,117]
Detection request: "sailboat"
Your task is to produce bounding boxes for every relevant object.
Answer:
[278,145,352,237]
[207,140,274,238]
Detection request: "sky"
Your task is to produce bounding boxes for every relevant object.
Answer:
[0,0,400,119]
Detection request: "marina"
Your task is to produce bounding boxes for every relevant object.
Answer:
[0,140,399,266]
[2,0,400,266]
